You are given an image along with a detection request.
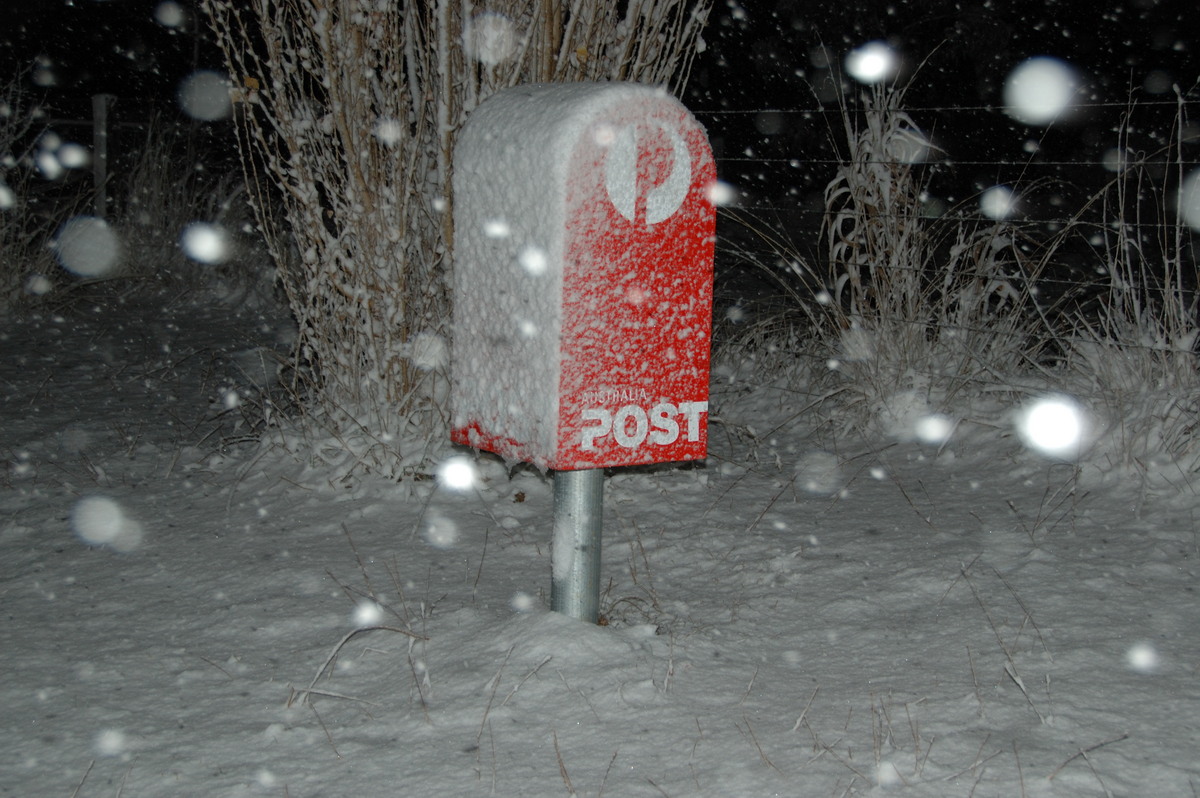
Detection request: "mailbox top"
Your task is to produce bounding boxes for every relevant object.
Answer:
[453,81,696,237]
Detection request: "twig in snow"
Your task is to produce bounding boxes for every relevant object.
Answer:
[739,666,759,705]
[488,721,498,792]
[904,700,928,775]
[341,523,376,598]
[937,553,981,606]
[737,713,782,775]
[309,701,341,758]
[224,445,270,513]
[197,654,235,679]
[991,566,1052,659]
[1003,660,1047,724]
[1048,732,1130,781]
[293,625,426,707]
[115,764,131,798]
[943,737,1003,783]
[291,686,376,704]
[791,685,820,732]
[743,474,797,535]
[500,655,552,707]
[473,522,490,598]
[476,646,513,745]
[69,760,95,798]
[962,567,1015,662]
[891,472,936,530]
[597,750,619,798]
[553,729,575,796]
[966,646,984,714]
[1013,740,1027,798]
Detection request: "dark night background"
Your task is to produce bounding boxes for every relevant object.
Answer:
[1,0,1195,232]
[690,0,1195,225]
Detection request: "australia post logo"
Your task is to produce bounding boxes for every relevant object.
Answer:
[599,120,694,228]
[553,99,714,469]
[576,388,708,454]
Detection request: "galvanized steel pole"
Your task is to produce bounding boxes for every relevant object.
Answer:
[551,468,604,623]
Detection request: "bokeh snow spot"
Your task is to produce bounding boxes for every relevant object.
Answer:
[708,180,737,206]
[72,495,144,553]
[93,728,128,757]
[437,456,477,491]
[154,1,186,28]
[885,126,932,164]
[1004,57,1079,125]
[353,600,383,627]
[510,591,535,612]
[180,222,231,265]
[592,123,617,147]
[1127,642,1160,674]
[846,41,899,84]
[914,414,954,445]
[54,216,122,277]
[464,12,519,66]
[876,760,902,787]
[483,218,510,238]
[1180,169,1200,231]
[32,56,57,87]
[36,149,64,180]
[25,274,53,296]
[1102,147,1133,173]
[58,142,89,168]
[373,118,403,145]
[980,185,1017,220]
[1016,395,1088,459]
[518,245,548,276]
[423,512,460,549]
[178,70,233,121]
[795,451,843,495]
[35,132,89,180]
[406,332,447,371]
[839,325,874,362]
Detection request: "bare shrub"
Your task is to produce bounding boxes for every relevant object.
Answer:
[0,77,63,310]
[115,116,266,300]
[1058,91,1200,489]
[718,81,1200,490]
[201,0,710,481]
[719,85,1061,442]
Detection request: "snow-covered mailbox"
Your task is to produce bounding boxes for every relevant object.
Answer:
[451,82,716,623]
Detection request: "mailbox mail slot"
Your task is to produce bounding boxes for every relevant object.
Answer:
[451,82,716,470]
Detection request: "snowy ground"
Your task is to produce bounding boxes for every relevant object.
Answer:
[2,289,1198,797]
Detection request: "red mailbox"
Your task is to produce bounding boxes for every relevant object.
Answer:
[451,82,716,470]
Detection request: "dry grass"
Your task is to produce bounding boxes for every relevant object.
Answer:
[717,84,1064,441]
[716,81,1199,489]
[116,116,266,295]
[1052,91,1200,490]
[0,78,76,311]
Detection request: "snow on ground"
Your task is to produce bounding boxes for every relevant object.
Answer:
[2,290,1198,797]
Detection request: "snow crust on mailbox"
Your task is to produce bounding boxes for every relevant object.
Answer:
[451,82,715,470]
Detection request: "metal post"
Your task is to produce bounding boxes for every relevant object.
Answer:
[551,468,604,623]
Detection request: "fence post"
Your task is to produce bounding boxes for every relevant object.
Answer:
[92,94,114,220]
